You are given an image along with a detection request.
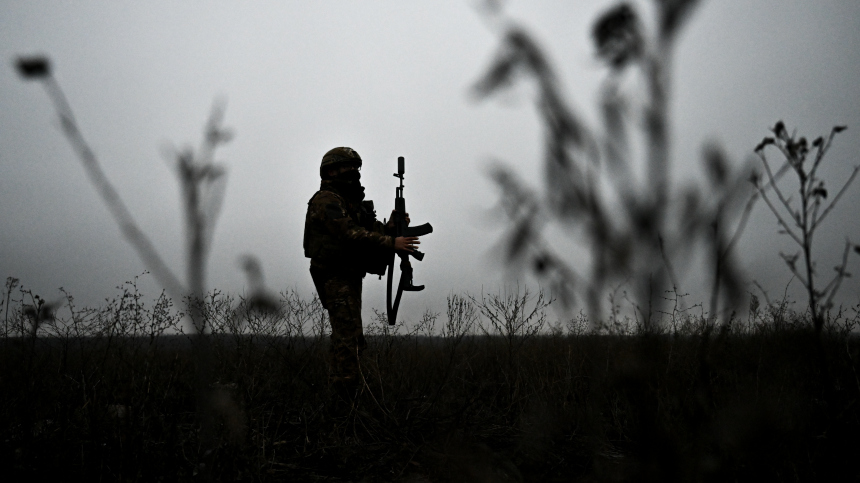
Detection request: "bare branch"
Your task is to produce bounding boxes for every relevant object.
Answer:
[820,240,854,311]
[757,151,801,228]
[812,166,859,230]
[756,185,803,247]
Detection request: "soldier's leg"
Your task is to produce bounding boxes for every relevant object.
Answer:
[322,274,366,386]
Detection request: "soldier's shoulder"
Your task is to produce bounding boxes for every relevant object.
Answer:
[309,189,345,206]
[308,189,350,221]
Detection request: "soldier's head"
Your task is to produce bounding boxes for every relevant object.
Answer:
[321,147,362,180]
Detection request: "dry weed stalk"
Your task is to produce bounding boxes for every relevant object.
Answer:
[753,122,859,334]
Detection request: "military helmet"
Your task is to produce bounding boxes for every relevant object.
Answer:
[320,147,362,176]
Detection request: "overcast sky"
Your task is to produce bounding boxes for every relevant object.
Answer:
[2,1,859,326]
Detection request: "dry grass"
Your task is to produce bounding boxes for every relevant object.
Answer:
[2,280,858,482]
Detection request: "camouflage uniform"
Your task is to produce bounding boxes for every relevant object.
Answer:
[304,148,393,387]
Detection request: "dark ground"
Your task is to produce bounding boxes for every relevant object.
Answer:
[2,321,859,482]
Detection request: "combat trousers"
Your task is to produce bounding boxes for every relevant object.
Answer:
[310,267,367,385]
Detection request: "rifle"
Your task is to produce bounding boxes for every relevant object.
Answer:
[387,156,433,325]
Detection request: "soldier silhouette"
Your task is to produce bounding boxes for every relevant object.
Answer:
[303,147,419,401]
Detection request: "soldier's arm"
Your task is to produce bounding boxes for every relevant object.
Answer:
[360,201,391,236]
[316,194,395,250]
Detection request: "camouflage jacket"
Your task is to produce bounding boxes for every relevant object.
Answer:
[303,181,393,275]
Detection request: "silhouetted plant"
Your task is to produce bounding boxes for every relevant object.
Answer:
[404,308,439,339]
[753,122,859,334]
[472,284,551,362]
[444,292,478,342]
[3,277,20,338]
[474,0,753,328]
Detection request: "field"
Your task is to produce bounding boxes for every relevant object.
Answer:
[2,282,859,482]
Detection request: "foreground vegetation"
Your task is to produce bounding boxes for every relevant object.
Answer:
[2,279,859,482]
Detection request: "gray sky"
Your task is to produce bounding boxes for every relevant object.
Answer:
[2,1,859,325]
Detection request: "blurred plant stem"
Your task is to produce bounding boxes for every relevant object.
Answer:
[17,55,232,475]
[474,1,751,329]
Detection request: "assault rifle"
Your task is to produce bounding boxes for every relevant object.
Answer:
[387,156,433,325]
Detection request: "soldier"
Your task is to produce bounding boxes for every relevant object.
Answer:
[303,147,419,400]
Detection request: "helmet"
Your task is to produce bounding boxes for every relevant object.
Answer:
[320,147,362,176]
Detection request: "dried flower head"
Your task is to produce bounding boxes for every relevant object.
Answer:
[592,3,642,69]
[15,56,51,79]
